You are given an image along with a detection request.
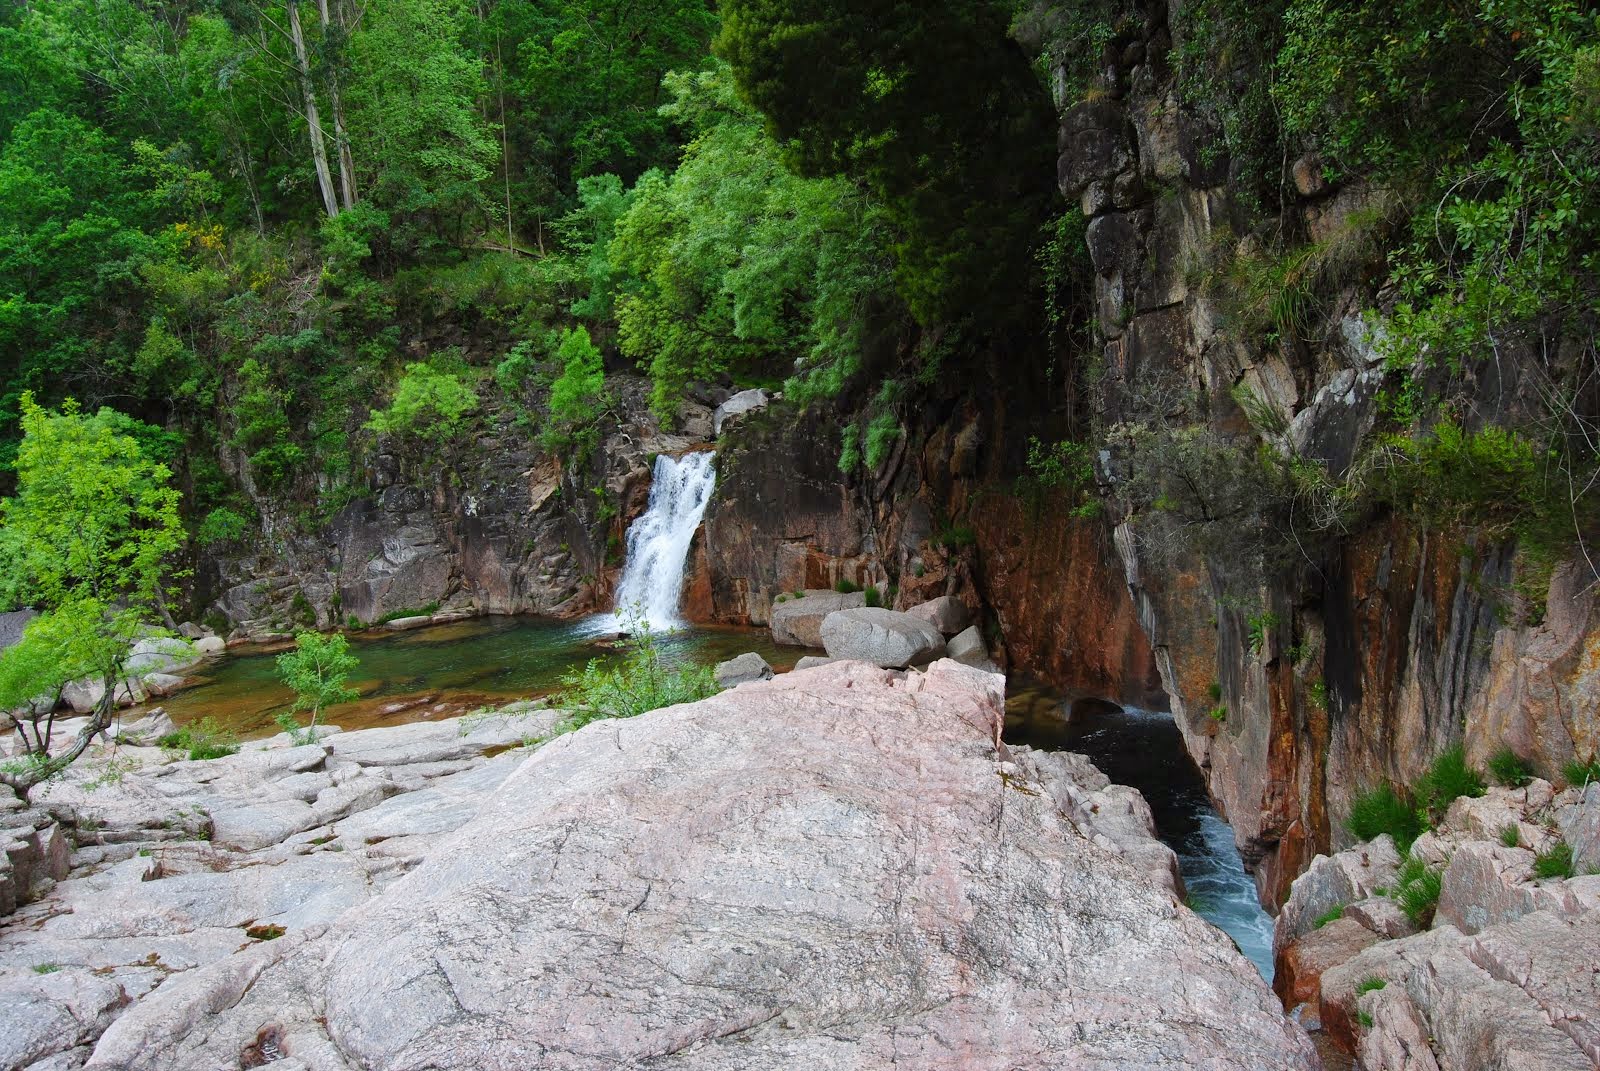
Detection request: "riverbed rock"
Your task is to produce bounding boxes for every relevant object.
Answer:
[712,388,769,436]
[793,655,837,670]
[73,660,1316,1070]
[1276,916,1381,1008]
[114,709,176,746]
[769,589,865,647]
[714,651,773,687]
[820,607,946,668]
[1275,835,1402,956]
[905,594,970,635]
[382,614,434,630]
[946,624,989,665]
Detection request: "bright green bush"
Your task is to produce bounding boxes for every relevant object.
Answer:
[195,506,252,548]
[547,616,718,738]
[540,326,606,455]
[158,716,239,761]
[364,362,479,449]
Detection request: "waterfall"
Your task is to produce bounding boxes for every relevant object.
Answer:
[609,451,716,632]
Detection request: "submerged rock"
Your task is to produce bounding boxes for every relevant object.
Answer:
[83,660,1316,1070]
[713,651,773,688]
[820,607,946,668]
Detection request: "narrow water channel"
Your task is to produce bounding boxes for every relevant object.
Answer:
[1004,681,1276,982]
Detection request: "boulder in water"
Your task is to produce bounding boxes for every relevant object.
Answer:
[714,652,773,688]
[769,589,864,647]
[820,607,946,668]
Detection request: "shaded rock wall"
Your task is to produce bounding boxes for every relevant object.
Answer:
[1042,0,1600,903]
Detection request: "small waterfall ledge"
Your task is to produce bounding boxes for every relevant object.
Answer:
[608,451,716,631]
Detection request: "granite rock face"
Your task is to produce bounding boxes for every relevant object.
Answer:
[768,589,866,647]
[203,375,705,639]
[62,661,1317,1071]
[820,607,947,668]
[1276,784,1600,1066]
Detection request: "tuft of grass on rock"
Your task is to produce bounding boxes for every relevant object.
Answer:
[1533,841,1575,880]
[1347,783,1424,853]
[1396,857,1443,925]
[1356,977,1387,995]
[1313,904,1345,928]
[1498,824,1521,848]
[1564,756,1600,788]
[1487,747,1534,788]
[1414,743,1485,823]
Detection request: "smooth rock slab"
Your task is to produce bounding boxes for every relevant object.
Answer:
[820,607,946,668]
[114,660,1317,1070]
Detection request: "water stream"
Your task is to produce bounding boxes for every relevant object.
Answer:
[609,451,716,631]
[1005,682,1276,981]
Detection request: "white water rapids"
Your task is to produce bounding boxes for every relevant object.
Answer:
[608,451,716,632]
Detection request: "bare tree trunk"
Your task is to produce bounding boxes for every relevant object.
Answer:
[317,0,359,209]
[288,0,340,219]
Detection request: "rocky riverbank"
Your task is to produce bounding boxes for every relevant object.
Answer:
[1273,783,1600,1068]
[1,661,1316,1070]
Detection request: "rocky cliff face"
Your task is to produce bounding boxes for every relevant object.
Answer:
[203,376,710,639]
[1032,0,1600,902]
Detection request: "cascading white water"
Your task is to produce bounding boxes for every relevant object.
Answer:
[609,451,716,632]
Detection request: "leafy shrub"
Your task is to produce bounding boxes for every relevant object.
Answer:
[1207,681,1222,701]
[196,506,252,548]
[276,631,361,739]
[1396,858,1443,925]
[364,363,479,450]
[1208,705,1228,722]
[1533,841,1575,880]
[1347,783,1424,852]
[158,716,239,761]
[935,523,977,549]
[540,326,607,457]
[1487,747,1534,788]
[1414,744,1485,823]
[547,616,718,738]
[863,586,882,608]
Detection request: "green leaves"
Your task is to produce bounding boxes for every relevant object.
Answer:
[540,327,607,454]
[605,64,892,416]
[276,631,361,732]
[0,393,183,613]
[363,362,480,450]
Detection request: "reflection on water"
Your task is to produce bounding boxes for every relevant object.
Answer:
[1005,681,1276,982]
[140,615,802,739]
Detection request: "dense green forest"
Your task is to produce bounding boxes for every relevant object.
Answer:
[4,0,1600,590]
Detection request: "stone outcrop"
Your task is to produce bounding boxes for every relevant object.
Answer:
[712,388,770,436]
[203,376,706,639]
[768,589,865,647]
[820,607,947,668]
[0,704,558,1069]
[1274,784,1600,1067]
[10,662,1319,1070]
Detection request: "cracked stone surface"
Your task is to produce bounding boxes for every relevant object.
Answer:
[65,659,1314,1071]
